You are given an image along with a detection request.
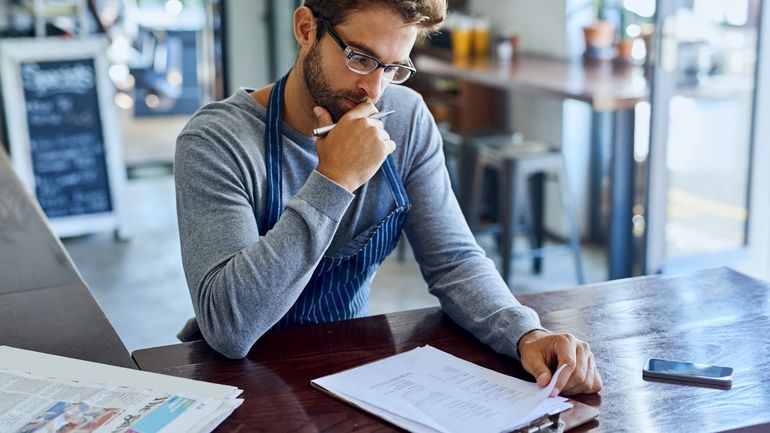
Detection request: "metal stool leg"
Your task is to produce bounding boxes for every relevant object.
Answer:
[500,159,527,288]
[466,151,489,232]
[528,172,546,275]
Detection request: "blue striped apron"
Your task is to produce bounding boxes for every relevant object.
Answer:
[262,74,411,328]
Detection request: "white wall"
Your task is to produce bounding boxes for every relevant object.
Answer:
[225,0,270,93]
[468,0,593,60]
[0,0,9,30]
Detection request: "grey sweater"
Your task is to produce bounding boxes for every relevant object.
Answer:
[175,85,543,359]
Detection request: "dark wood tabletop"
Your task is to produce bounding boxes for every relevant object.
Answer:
[414,54,649,111]
[0,149,135,368]
[132,267,770,433]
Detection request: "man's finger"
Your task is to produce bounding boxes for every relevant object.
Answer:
[313,106,333,127]
[562,344,591,395]
[583,352,598,393]
[585,352,602,393]
[574,352,602,395]
[592,354,603,391]
[523,353,553,388]
[385,140,396,154]
[380,129,391,142]
[551,338,578,397]
[343,101,378,120]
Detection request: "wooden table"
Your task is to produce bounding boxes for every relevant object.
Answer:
[414,54,648,112]
[133,267,770,432]
[415,54,649,279]
[0,149,135,368]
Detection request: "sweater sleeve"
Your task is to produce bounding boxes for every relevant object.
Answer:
[174,133,353,359]
[402,104,544,360]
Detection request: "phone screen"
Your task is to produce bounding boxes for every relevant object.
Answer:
[643,358,733,385]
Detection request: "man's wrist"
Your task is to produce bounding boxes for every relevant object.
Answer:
[517,329,550,358]
[295,171,355,221]
[316,165,356,192]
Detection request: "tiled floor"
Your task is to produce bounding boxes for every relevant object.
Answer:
[61,117,607,353]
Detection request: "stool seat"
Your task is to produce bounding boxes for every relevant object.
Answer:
[483,141,555,158]
[465,140,585,288]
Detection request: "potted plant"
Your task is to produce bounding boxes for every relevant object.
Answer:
[615,7,654,64]
[615,8,635,61]
[583,0,615,59]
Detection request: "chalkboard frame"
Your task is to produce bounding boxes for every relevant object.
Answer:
[0,37,128,239]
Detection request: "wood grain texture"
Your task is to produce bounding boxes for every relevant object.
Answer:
[0,149,135,368]
[133,268,770,432]
[0,150,83,294]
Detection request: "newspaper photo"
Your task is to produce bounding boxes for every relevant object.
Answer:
[0,369,241,433]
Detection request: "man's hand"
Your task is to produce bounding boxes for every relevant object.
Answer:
[518,329,602,396]
[314,103,396,192]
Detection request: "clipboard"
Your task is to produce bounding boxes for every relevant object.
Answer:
[509,399,599,433]
[313,377,599,433]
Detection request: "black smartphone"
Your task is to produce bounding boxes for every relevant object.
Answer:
[643,358,733,388]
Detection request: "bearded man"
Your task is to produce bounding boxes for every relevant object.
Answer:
[174,0,602,397]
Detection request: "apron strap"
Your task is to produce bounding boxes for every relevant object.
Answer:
[381,155,410,209]
[263,74,289,232]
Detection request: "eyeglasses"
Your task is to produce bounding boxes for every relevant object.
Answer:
[319,18,416,84]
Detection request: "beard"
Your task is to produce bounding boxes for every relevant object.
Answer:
[302,41,373,122]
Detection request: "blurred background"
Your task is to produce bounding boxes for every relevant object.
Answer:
[0,0,768,352]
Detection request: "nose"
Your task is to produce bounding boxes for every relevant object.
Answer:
[357,67,386,101]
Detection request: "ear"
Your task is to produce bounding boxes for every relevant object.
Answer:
[294,6,318,51]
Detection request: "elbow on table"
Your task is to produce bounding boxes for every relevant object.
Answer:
[204,328,252,359]
[195,305,257,359]
[197,309,276,360]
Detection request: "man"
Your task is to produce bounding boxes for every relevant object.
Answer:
[175,0,602,396]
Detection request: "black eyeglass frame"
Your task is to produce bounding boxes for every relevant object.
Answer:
[318,17,417,84]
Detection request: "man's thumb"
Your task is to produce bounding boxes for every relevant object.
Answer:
[526,357,553,388]
[313,106,333,126]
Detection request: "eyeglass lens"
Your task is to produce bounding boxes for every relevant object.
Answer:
[347,53,411,83]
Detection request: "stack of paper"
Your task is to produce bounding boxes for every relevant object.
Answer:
[0,346,242,433]
[312,345,572,433]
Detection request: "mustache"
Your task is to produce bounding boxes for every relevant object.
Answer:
[342,90,372,105]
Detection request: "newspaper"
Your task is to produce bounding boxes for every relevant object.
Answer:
[0,368,242,433]
[0,347,241,400]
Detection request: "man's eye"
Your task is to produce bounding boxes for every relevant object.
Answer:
[349,55,377,70]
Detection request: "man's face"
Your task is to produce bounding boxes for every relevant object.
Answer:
[302,6,418,122]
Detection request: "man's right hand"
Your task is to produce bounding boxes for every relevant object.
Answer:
[314,103,396,192]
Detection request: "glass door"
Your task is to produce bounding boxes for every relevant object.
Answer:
[645,0,769,274]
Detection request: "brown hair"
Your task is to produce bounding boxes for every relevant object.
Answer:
[303,0,447,38]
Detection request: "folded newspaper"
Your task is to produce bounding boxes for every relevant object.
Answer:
[0,346,243,433]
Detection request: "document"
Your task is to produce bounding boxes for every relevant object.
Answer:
[0,346,243,433]
[312,345,573,433]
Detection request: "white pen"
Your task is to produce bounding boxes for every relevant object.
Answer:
[313,110,396,137]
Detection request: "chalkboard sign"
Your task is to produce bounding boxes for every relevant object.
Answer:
[22,58,113,218]
[1,38,128,239]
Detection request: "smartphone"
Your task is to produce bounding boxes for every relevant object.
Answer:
[643,358,733,388]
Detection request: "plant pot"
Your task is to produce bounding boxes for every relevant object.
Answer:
[583,20,615,49]
[616,37,636,61]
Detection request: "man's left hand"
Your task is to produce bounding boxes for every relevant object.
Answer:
[517,330,603,396]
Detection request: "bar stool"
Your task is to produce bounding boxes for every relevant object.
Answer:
[466,141,585,287]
